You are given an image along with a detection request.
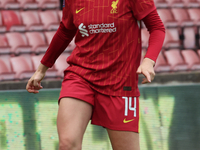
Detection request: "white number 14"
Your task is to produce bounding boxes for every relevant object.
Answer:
[122,97,137,117]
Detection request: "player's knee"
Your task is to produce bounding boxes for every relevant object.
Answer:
[59,137,81,150]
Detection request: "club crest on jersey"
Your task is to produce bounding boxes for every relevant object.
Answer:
[63,0,65,7]
[110,0,119,14]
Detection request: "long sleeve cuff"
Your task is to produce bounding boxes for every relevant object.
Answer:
[142,9,165,62]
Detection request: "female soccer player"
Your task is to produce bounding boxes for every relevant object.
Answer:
[26,0,165,149]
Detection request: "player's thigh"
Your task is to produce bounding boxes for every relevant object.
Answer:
[57,97,93,143]
[107,129,140,150]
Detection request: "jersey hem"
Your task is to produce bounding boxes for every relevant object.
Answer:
[90,85,141,97]
[65,70,141,97]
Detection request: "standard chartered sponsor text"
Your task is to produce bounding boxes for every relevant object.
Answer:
[88,22,116,34]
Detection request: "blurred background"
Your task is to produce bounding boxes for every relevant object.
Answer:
[0,0,200,150]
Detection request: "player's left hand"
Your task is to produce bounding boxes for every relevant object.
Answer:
[136,58,155,84]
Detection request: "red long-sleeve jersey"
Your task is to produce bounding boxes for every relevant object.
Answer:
[41,0,165,97]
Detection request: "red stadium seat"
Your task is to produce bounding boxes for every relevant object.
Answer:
[20,11,44,31]
[154,0,168,8]
[58,10,62,22]
[157,9,178,28]
[0,0,20,9]
[31,54,43,70]
[197,49,200,58]
[5,32,32,54]
[0,59,15,81]
[187,8,200,26]
[182,0,200,7]
[1,10,26,32]
[16,0,38,9]
[140,49,146,64]
[164,49,189,71]
[0,13,6,33]
[181,50,200,70]
[25,32,48,54]
[154,52,171,72]
[39,10,59,30]
[170,9,196,49]
[166,0,199,8]
[55,53,70,77]
[10,55,35,80]
[31,54,58,78]
[141,28,150,49]
[167,0,185,7]
[0,55,12,72]
[44,31,56,45]
[35,0,59,9]
[183,27,196,49]
[66,38,76,52]
[163,28,181,49]
[171,8,194,27]
[0,35,11,54]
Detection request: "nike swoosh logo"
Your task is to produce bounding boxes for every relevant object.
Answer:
[76,7,85,14]
[123,118,135,123]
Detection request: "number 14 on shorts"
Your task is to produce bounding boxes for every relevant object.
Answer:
[122,97,137,117]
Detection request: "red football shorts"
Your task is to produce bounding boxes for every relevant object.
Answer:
[59,72,139,133]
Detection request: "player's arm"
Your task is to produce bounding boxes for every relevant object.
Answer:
[26,23,77,93]
[137,9,165,84]
[40,22,77,68]
[41,0,77,68]
[26,0,77,93]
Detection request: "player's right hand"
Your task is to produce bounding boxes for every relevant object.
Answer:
[26,71,45,94]
[26,63,48,94]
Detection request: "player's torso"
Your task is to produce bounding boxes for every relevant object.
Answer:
[66,0,141,65]
[65,0,142,96]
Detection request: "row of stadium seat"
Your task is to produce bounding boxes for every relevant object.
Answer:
[0,9,199,50]
[0,27,197,56]
[0,53,70,81]
[1,0,200,10]
[155,0,200,8]
[0,0,59,10]
[143,49,200,72]
[0,8,200,32]
[157,8,200,50]
[142,27,199,50]
[0,0,199,81]
[0,31,75,55]
[157,8,200,28]
[1,49,200,81]
[0,10,62,32]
